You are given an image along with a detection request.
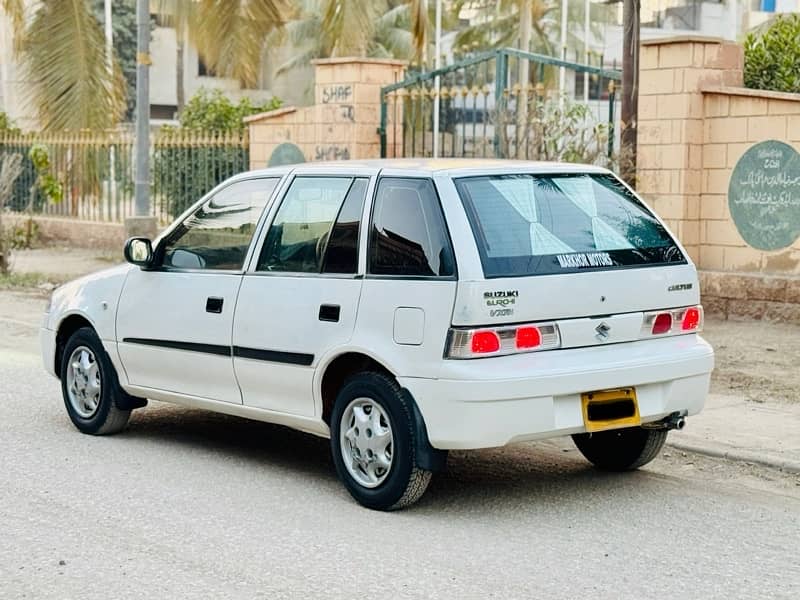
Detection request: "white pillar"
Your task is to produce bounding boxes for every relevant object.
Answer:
[584,0,590,103]
[559,0,568,97]
[432,0,442,158]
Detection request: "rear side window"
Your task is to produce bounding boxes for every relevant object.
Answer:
[369,178,455,277]
[455,173,684,278]
[322,178,368,274]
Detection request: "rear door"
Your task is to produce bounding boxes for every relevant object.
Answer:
[352,176,458,379]
[448,171,699,345]
[233,172,371,416]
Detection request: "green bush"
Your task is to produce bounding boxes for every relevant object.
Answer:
[744,15,800,94]
[153,89,281,219]
[179,89,282,133]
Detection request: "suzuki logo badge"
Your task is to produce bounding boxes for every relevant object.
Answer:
[595,322,611,342]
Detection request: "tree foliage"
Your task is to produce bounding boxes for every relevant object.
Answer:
[190,0,292,88]
[178,88,282,133]
[20,0,127,131]
[744,15,800,94]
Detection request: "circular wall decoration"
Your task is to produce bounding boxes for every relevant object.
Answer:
[267,142,306,167]
[728,140,800,251]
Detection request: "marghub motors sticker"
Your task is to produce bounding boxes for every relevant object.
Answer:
[485,290,518,318]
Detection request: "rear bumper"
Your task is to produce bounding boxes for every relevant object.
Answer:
[399,334,714,450]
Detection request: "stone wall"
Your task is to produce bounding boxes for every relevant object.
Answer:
[246,58,405,168]
[637,36,800,322]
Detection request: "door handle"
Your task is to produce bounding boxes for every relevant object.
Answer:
[319,304,340,322]
[206,297,224,314]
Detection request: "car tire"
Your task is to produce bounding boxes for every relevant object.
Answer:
[571,427,668,471]
[60,326,131,435]
[330,372,432,511]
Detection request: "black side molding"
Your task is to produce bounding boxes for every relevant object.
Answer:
[122,338,314,366]
[233,346,314,366]
[122,338,231,356]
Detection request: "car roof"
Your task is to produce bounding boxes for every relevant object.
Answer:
[232,158,612,181]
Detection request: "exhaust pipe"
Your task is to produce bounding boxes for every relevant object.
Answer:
[669,414,686,430]
[644,411,686,431]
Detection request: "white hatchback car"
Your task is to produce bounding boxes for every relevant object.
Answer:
[41,159,714,510]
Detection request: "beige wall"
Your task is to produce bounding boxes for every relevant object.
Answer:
[247,58,405,168]
[637,36,800,320]
[700,89,800,274]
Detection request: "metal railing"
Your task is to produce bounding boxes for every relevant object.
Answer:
[0,128,249,224]
[379,48,622,162]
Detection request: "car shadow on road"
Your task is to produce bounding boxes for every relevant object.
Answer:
[121,403,658,513]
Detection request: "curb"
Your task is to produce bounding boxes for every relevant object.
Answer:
[668,440,800,475]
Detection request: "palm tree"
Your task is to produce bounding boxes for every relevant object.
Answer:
[272,0,451,77]
[189,0,292,88]
[454,0,605,59]
[4,0,126,131]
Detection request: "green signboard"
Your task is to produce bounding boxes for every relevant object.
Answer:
[268,142,306,167]
[728,140,800,251]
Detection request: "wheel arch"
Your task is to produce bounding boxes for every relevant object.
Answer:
[317,349,447,472]
[319,351,394,426]
[54,312,97,379]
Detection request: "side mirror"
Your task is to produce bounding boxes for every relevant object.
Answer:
[124,237,154,268]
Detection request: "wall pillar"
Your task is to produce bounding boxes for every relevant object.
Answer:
[246,58,406,168]
[636,36,743,263]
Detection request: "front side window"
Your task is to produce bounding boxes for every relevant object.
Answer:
[160,177,279,271]
[257,177,363,273]
[455,173,684,278]
[369,178,455,277]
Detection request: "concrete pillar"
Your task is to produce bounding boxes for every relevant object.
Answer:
[247,58,406,169]
[636,36,743,263]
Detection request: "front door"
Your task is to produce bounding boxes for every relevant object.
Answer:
[116,177,280,403]
[232,175,370,416]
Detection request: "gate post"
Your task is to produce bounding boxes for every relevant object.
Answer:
[379,90,387,158]
[493,50,509,158]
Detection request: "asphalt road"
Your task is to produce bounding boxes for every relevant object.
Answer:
[1,298,799,599]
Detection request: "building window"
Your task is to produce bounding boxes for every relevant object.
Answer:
[150,104,178,120]
[198,57,217,77]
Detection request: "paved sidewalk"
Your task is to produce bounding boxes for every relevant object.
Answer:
[669,393,800,474]
[8,247,119,282]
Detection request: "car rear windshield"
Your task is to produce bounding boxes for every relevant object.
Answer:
[454,173,685,278]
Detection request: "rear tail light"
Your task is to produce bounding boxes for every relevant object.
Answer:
[470,330,500,354]
[447,322,560,359]
[641,305,704,338]
[681,306,701,330]
[515,326,542,349]
[651,313,673,335]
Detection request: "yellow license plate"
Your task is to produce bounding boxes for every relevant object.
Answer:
[581,387,640,432]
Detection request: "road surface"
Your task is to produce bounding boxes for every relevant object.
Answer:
[1,292,799,599]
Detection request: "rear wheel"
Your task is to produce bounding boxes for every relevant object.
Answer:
[330,372,431,510]
[60,327,131,435]
[572,427,668,471]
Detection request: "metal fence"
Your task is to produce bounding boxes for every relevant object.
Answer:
[379,48,622,163]
[0,129,249,224]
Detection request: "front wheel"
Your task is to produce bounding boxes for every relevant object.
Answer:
[572,427,668,471]
[330,372,432,511]
[60,327,131,435]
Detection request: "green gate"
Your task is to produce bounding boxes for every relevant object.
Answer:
[379,48,622,162]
